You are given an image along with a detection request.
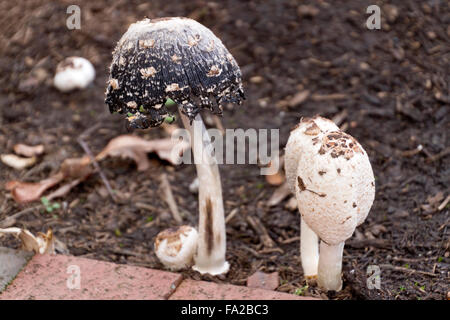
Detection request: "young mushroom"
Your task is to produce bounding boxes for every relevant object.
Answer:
[53,57,95,92]
[154,226,199,271]
[285,116,339,281]
[105,18,245,275]
[285,116,375,291]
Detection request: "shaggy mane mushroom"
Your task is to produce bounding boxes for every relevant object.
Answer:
[105,17,245,275]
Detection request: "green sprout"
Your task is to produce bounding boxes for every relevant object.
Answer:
[165,98,176,106]
[164,115,176,124]
[294,285,309,296]
[40,197,61,213]
[146,216,154,222]
[114,229,122,237]
[437,256,443,263]
[404,263,410,269]
[256,182,264,189]
[139,105,146,113]
[127,112,133,117]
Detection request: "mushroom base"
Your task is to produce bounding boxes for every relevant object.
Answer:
[193,260,230,276]
[317,241,344,291]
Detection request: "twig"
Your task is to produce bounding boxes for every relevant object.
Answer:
[246,215,276,248]
[426,147,450,163]
[438,195,450,211]
[401,144,423,157]
[331,109,348,127]
[160,173,182,224]
[280,236,300,244]
[77,137,116,202]
[0,205,43,228]
[225,208,238,223]
[378,264,438,277]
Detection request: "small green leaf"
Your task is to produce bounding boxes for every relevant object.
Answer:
[404,264,409,269]
[256,182,264,189]
[115,229,122,237]
[139,105,146,113]
[146,216,154,222]
[164,115,176,124]
[41,197,50,206]
[165,98,176,106]
[127,112,133,117]
[52,203,61,209]
[437,256,443,263]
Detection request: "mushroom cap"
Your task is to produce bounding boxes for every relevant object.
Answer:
[285,116,339,194]
[293,126,375,245]
[154,225,198,271]
[53,57,95,92]
[105,17,244,129]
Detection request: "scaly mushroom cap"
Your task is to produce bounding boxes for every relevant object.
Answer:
[105,17,245,129]
[154,225,198,271]
[293,125,375,245]
[285,116,339,194]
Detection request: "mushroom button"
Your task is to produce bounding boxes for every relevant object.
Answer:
[155,226,199,271]
[53,57,95,92]
[285,116,375,291]
[106,17,245,276]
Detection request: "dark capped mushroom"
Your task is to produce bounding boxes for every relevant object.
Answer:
[105,17,244,129]
[105,17,245,275]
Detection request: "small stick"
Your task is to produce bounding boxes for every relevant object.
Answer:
[77,137,116,202]
[378,264,438,277]
[331,109,348,127]
[280,236,300,244]
[438,195,450,211]
[225,208,238,223]
[160,173,182,224]
[401,144,423,157]
[0,205,43,228]
[246,215,276,248]
[426,147,450,163]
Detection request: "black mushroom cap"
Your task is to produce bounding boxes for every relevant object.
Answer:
[105,17,245,129]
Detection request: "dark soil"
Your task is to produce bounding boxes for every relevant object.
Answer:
[0,0,449,300]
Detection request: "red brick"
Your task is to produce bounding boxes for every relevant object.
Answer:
[0,254,182,300]
[247,271,279,291]
[169,279,318,300]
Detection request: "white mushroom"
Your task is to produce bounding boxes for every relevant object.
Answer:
[154,225,199,271]
[53,57,95,92]
[285,116,375,291]
[285,116,339,280]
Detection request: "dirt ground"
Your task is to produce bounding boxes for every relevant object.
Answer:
[0,0,448,300]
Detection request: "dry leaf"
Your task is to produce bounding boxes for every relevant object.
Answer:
[265,155,285,186]
[13,144,45,157]
[7,156,92,203]
[1,154,36,170]
[0,227,55,254]
[96,135,189,171]
[267,182,291,207]
[9,172,64,203]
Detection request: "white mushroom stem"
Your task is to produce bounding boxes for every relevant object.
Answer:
[317,241,345,291]
[179,112,229,275]
[300,217,319,279]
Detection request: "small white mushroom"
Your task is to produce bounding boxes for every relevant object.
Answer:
[53,57,95,92]
[154,225,198,271]
[285,116,375,291]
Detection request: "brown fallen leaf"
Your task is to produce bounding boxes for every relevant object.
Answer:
[96,135,189,171]
[0,227,55,254]
[9,172,64,203]
[7,157,92,203]
[267,182,291,207]
[13,143,45,157]
[265,155,285,186]
[1,154,36,170]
